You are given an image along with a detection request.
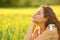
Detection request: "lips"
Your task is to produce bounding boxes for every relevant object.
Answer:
[33,17,35,18]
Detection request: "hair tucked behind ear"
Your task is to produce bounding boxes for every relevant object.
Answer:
[41,5,60,40]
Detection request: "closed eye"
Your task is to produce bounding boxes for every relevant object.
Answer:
[37,12,40,15]
[37,11,40,15]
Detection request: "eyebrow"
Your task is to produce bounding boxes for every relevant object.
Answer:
[36,8,41,11]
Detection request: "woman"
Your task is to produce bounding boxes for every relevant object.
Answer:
[24,5,60,40]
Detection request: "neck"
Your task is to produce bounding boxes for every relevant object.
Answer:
[39,23,45,33]
[39,23,45,30]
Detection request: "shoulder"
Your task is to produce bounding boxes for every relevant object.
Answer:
[47,26,58,34]
[46,26,58,39]
[34,27,58,40]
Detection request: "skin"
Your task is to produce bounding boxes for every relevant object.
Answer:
[32,7,47,24]
[24,7,58,40]
[31,7,48,40]
[24,7,48,40]
[32,7,48,35]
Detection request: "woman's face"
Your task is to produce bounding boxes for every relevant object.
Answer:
[32,7,47,24]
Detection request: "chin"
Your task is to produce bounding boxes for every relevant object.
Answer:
[32,18,36,21]
[33,20,39,23]
[32,18,39,23]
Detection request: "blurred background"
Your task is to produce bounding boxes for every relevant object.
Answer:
[0,0,60,40]
[0,0,60,7]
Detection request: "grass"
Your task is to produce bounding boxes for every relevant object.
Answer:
[0,5,60,40]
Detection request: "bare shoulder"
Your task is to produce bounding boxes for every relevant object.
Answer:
[53,26,57,30]
[47,26,58,38]
[47,26,58,33]
[34,26,58,40]
[51,26,58,33]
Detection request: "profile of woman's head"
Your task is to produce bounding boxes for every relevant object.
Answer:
[32,6,48,24]
[32,5,60,40]
[33,5,58,25]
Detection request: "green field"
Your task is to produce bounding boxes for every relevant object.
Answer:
[0,6,60,40]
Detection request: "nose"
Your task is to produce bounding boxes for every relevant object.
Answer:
[33,14,36,18]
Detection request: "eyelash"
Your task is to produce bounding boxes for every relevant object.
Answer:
[37,11,40,15]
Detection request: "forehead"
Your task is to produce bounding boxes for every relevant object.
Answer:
[36,7,43,12]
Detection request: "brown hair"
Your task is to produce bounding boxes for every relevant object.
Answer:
[41,5,60,40]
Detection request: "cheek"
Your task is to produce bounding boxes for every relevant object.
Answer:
[35,15,45,22]
[37,15,42,19]
[35,16,42,22]
[38,16,45,21]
